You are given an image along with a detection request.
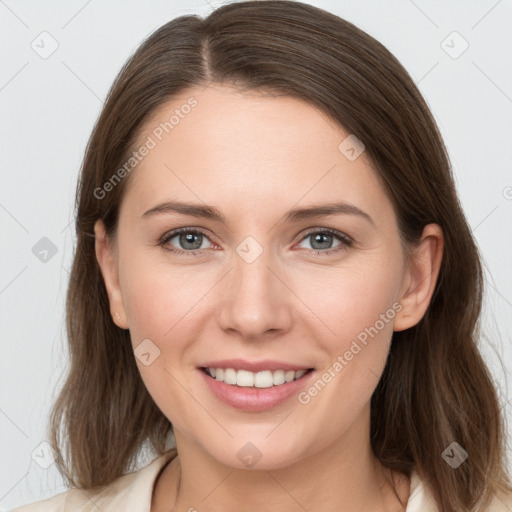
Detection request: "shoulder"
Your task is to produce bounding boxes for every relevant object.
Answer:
[406,470,512,512]
[406,470,438,511]
[11,449,177,512]
[10,488,77,512]
[488,488,512,511]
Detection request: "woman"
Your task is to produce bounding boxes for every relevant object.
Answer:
[14,1,512,511]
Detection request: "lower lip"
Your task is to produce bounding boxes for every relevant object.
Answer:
[199,368,315,412]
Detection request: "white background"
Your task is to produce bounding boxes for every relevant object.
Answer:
[1,0,511,509]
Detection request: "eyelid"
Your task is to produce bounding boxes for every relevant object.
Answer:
[159,226,353,255]
[295,227,353,244]
[159,227,218,256]
[159,226,214,245]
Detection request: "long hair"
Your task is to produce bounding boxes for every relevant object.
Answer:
[49,1,511,510]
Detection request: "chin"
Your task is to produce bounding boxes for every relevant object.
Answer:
[198,432,309,471]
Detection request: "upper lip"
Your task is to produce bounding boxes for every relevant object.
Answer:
[200,358,314,372]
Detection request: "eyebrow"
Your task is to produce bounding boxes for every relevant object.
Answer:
[141,200,375,226]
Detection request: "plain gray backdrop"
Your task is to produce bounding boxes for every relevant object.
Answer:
[1,0,511,509]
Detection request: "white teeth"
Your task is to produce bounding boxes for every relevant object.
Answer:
[223,368,237,385]
[207,367,310,387]
[295,369,306,379]
[254,370,273,388]
[236,369,254,387]
[273,369,285,385]
[284,370,295,383]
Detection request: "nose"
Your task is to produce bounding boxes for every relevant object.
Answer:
[216,247,293,341]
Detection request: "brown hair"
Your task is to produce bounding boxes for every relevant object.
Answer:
[49,1,511,510]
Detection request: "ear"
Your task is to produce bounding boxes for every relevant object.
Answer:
[94,219,128,329]
[393,223,444,332]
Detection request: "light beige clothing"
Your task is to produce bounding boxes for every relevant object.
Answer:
[11,449,511,511]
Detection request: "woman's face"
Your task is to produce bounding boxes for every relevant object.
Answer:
[96,84,432,470]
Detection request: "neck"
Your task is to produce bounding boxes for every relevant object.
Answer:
[154,410,409,512]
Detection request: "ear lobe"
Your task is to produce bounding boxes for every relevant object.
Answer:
[393,223,444,332]
[94,219,128,329]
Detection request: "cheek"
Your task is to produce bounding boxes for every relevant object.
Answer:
[292,256,401,417]
[121,244,402,368]
[119,249,216,344]
[118,260,215,430]
[295,252,402,344]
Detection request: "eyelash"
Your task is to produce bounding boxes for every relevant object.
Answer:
[159,227,353,257]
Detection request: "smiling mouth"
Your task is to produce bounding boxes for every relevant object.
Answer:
[200,367,315,388]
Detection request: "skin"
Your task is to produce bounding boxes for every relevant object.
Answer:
[95,84,443,512]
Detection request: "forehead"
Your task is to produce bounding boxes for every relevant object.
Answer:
[121,84,393,226]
